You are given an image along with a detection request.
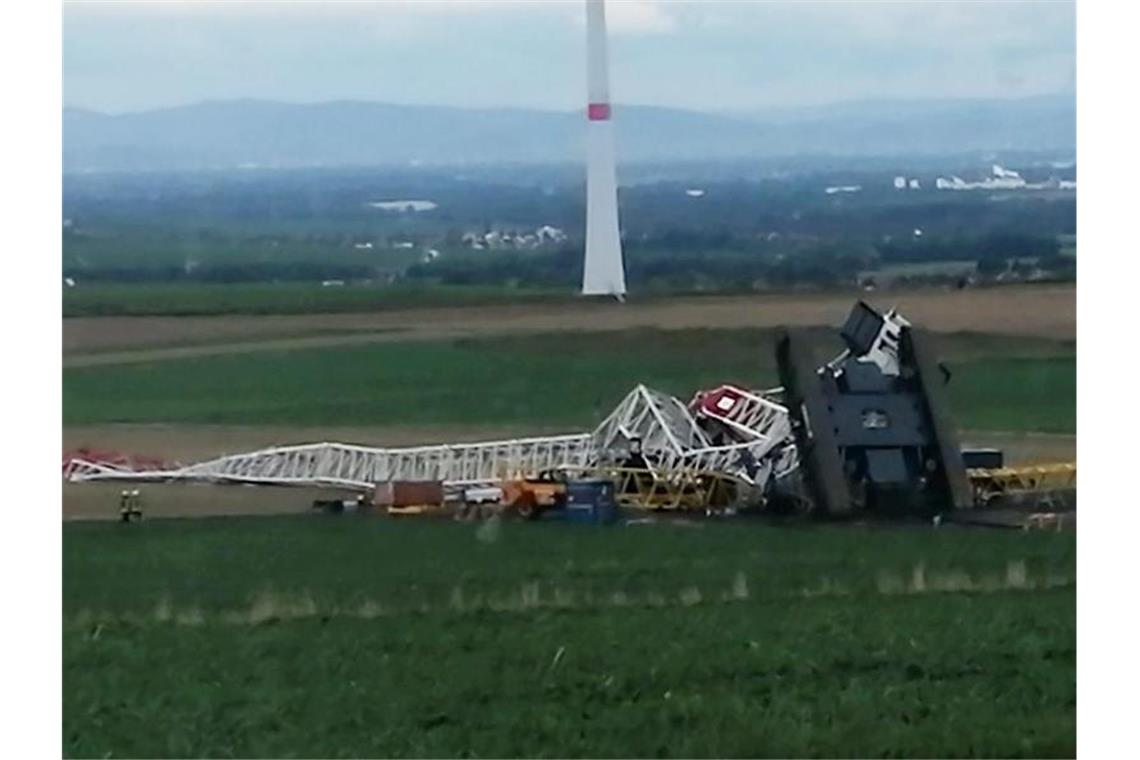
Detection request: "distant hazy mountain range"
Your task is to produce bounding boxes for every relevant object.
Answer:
[63,95,1074,172]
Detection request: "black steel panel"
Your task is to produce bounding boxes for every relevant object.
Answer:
[776,329,852,516]
[864,449,911,483]
[840,361,896,393]
[829,394,928,447]
[961,448,1004,470]
[905,329,973,510]
[840,300,885,356]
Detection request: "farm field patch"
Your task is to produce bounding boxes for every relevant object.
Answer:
[63,328,1076,433]
[63,517,1075,758]
[62,283,1075,356]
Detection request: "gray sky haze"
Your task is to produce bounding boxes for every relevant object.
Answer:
[64,0,1076,114]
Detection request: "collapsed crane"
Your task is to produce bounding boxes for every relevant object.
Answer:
[64,301,1071,519]
[65,384,791,503]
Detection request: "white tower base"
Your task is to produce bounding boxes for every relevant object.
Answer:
[583,119,626,296]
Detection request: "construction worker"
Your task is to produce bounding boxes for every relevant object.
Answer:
[118,489,143,522]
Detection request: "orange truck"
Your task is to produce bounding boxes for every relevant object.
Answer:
[500,472,567,519]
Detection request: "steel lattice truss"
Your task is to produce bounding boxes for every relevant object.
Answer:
[66,383,797,492]
[593,385,712,461]
[689,384,791,447]
[66,434,596,490]
[591,384,790,485]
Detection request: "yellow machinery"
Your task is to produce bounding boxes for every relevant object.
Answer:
[495,461,1078,518]
[967,462,1076,508]
[351,462,1079,521]
[499,467,741,516]
[555,465,743,513]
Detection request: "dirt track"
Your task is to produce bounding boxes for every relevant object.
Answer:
[64,284,1075,367]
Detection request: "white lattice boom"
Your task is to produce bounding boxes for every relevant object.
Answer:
[68,435,595,490]
[593,385,710,457]
[689,384,791,447]
[66,383,797,491]
[591,384,790,485]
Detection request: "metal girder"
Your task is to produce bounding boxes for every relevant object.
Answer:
[689,384,791,449]
[592,384,711,459]
[66,384,798,494]
[560,465,744,512]
[67,435,596,491]
[968,462,1077,507]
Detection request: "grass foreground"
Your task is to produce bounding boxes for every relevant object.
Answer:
[64,516,1075,758]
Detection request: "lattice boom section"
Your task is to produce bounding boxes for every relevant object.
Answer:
[690,384,791,452]
[67,435,596,490]
[66,383,799,492]
[593,384,710,458]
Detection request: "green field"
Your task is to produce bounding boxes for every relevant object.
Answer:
[63,282,571,317]
[63,328,1076,433]
[63,517,1075,758]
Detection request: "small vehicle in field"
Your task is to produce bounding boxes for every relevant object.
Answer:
[500,470,567,519]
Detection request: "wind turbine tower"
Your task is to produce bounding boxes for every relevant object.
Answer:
[582,0,627,298]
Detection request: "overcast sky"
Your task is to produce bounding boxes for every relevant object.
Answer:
[64,0,1076,114]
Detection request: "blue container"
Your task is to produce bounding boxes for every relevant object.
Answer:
[563,479,618,524]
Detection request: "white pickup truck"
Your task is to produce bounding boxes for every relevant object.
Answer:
[462,486,503,505]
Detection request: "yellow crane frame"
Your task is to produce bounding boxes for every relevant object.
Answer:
[967,462,1076,508]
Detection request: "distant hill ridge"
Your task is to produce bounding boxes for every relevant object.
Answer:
[63,95,1075,172]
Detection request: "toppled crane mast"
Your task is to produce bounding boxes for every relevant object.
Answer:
[775,302,972,517]
[66,301,1003,517]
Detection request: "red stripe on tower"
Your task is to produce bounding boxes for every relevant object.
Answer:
[588,102,611,121]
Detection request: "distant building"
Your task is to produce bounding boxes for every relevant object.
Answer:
[457,225,568,250]
[369,200,438,212]
[932,164,1074,191]
[535,225,567,244]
